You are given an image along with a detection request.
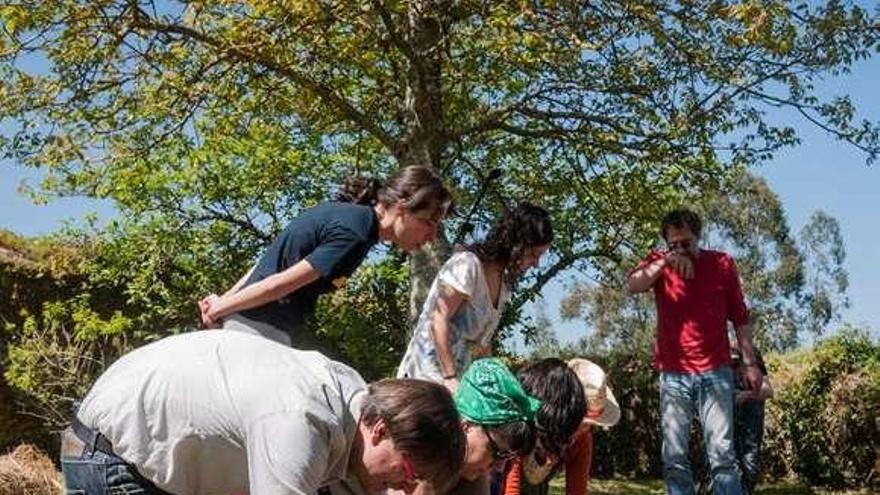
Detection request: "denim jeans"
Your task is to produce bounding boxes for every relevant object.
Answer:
[61,430,170,495]
[660,366,742,495]
[734,400,765,495]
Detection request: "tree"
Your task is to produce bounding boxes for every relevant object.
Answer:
[799,210,849,339]
[561,170,849,354]
[0,1,878,360]
[702,169,805,351]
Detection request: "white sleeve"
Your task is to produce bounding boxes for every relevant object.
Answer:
[437,252,480,298]
[246,411,331,495]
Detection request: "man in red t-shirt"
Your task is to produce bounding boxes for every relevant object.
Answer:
[628,208,761,495]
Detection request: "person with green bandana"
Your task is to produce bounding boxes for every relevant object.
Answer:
[452,357,542,487]
[325,358,541,495]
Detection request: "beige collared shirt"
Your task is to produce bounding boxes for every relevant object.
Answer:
[77,330,366,495]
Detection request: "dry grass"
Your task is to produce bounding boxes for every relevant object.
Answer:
[549,477,873,495]
[0,444,63,495]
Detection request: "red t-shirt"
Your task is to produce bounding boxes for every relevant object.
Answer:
[635,249,750,372]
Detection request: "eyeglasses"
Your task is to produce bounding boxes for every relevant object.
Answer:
[482,426,517,461]
[667,239,694,252]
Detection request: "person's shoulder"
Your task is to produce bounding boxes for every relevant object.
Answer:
[702,249,737,264]
[308,202,375,236]
[446,249,481,268]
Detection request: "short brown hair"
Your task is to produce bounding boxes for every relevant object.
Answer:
[361,379,465,484]
[661,208,702,240]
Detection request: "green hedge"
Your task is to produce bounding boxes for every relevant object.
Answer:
[584,330,879,490]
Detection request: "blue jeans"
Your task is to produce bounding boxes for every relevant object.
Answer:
[61,432,170,495]
[734,400,765,495]
[660,367,742,495]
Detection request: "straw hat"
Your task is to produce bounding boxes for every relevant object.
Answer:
[567,358,620,428]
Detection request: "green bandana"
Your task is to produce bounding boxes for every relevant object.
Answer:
[454,358,542,425]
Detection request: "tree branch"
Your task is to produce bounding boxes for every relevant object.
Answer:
[129,10,400,153]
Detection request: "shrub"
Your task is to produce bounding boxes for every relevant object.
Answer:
[763,328,879,489]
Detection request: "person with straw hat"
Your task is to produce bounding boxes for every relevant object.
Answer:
[497,359,619,495]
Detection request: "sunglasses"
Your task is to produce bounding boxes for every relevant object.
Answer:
[482,426,517,461]
[667,239,694,251]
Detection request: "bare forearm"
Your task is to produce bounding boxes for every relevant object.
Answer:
[210,262,320,320]
[223,265,256,297]
[734,323,757,365]
[627,257,666,293]
[431,313,458,378]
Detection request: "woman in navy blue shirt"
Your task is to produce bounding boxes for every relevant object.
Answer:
[199,166,453,347]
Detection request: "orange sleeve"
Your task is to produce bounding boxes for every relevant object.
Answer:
[564,428,593,495]
[501,456,523,495]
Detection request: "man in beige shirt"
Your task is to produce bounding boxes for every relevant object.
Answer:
[61,330,465,495]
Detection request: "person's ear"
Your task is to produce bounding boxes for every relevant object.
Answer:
[370,419,388,446]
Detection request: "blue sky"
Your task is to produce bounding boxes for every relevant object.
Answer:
[2,54,878,347]
[530,57,880,346]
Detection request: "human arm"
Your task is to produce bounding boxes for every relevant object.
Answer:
[203,259,322,325]
[627,251,693,293]
[247,413,329,495]
[733,323,763,394]
[431,284,468,392]
[727,257,762,393]
[199,265,256,327]
[224,265,257,297]
[736,370,774,403]
[565,427,593,495]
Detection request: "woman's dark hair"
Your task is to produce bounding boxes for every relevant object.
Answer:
[361,379,465,486]
[468,202,553,283]
[485,420,536,458]
[517,358,586,459]
[336,166,454,220]
[661,208,702,240]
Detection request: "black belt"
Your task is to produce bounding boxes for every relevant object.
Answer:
[71,415,115,455]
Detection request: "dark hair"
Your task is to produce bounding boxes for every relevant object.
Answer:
[661,208,702,240]
[361,379,465,485]
[485,420,536,458]
[468,202,553,283]
[517,358,586,459]
[336,166,454,220]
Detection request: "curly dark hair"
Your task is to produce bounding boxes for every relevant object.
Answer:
[467,202,553,285]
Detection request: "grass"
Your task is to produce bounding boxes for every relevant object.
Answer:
[547,477,874,495]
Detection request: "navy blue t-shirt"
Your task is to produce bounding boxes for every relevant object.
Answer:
[238,202,379,334]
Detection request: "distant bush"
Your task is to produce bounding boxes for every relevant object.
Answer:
[576,329,878,491]
[313,257,411,381]
[762,328,879,489]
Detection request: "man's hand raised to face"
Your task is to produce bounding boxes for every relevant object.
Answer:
[664,251,694,279]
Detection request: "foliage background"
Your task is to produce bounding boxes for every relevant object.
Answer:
[0,0,878,488]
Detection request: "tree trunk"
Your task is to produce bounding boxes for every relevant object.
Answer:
[399,0,453,329]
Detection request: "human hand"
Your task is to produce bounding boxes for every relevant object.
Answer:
[443,377,460,394]
[198,294,222,329]
[743,365,763,393]
[664,251,694,279]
